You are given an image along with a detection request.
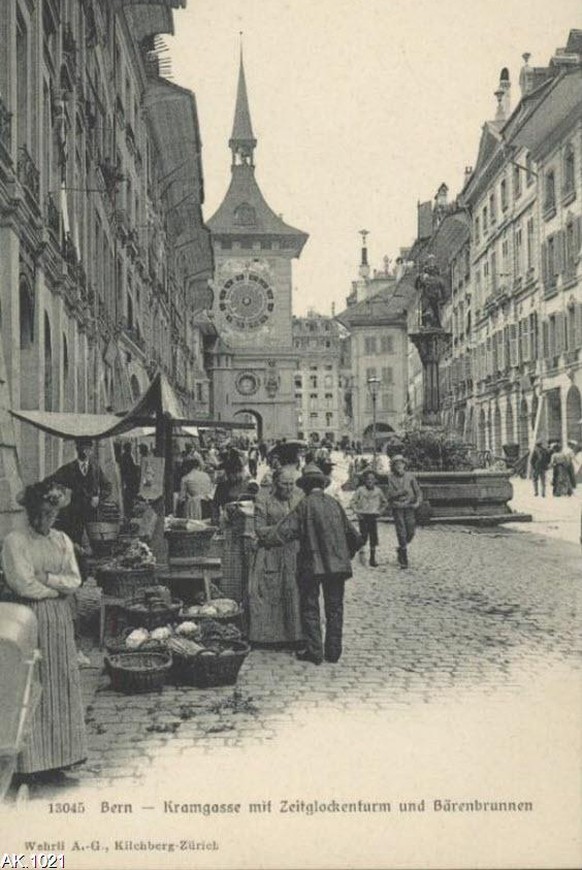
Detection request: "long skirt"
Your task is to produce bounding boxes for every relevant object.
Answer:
[248,546,303,644]
[18,598,87,774]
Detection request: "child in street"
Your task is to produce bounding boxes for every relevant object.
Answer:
[350,470,388,567]
[385,455,422,569]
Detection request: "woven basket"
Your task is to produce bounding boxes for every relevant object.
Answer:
[105,651,172,693]
[166,527,217,559]
[95,565,156,598]
[123,598,183,630]
[171,641,249,688]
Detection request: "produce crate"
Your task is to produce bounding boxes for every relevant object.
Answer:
[171,642,249,688]
[105,651,172,694]
[166,527,217,559]
[95,565,156,598]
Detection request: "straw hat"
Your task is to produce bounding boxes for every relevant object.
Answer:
[391,454,407,466]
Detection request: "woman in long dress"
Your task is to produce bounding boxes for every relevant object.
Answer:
[1,482,87,782]
[249,468,303,645]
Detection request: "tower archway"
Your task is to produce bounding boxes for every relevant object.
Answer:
[233,408,263,441]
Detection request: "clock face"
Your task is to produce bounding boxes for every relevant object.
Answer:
[219,270,275,330]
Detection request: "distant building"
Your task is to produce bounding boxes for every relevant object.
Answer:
[335,242,412,444]
[291,311,346,441]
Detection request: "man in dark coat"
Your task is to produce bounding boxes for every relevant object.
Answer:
[47,438,112,546]
[530,440,551,497]
[263,463,362,665]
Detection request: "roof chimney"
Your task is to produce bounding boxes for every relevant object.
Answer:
[519,53,534,96]
[494,88,506,122]
[499,67,511,117]
[331,301,336,317]
[359,229,370,279]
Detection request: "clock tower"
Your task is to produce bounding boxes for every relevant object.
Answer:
[207,51,308,440]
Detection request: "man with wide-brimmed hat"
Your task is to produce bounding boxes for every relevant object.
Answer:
[385,454,422,568]
[261,462,362,665]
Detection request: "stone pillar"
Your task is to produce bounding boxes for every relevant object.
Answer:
[409,328,452,426]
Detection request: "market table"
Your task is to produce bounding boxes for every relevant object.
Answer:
[157,557,223,605]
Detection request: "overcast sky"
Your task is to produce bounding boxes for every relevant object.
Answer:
[167,0,580,316]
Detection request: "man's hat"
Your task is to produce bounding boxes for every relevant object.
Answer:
[297,462,326,490]
[391,454,407,465]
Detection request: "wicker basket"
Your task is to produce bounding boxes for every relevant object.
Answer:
[95,565,156,598]
[105,651,172,693]
[123,598,183,630]
[171,641,249,688]
[166,527,217,559]
[105,635,167,656]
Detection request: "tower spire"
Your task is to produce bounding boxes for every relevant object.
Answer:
[229,40,257,168]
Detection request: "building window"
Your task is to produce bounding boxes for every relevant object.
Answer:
[514,226,523,276]
[381,392,394,412]
[526,217,535,269]
[381,366,394,384]
[309,375,317,389]
[294,375,302,388]
[364,336,377,354]
[513,163,522,199]
[525,153,534,186]
[325,393,333,409]
[474,215,480,245]
[500,178,508,212]
[380,335,394,353]
[482,205,488,234]
[365,367,377,380]
[543,169,556,215]
[547,235,556,287]
[489,192,496,225]
[565,219,578,276]
[563,145,575,197]
[324,374,333,388]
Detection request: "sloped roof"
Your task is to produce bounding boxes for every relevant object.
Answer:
[335,284,411,328]
[207,165,308,250]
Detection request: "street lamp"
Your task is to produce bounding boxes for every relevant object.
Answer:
[367,375,381,466]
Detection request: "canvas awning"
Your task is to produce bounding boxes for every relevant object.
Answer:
[10,373,248,439]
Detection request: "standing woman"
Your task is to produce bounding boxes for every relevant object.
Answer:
[213,449,253,604]
[249,468,303,646]
[1,482,87,784]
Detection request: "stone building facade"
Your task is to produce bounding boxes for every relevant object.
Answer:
[291,311,346,442]
[0,0,212,496]
[336,245,411,443]
[206,55,308,441]
[401,31,582,460]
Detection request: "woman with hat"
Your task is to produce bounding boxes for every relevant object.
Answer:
[385,455,422,569]
[1,481,87,784]
[261,463,362,665]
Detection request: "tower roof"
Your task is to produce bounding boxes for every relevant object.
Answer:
[229,51,256,149]
[206,164,308,252]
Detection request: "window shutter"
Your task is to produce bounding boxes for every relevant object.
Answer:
[556,312,564,354]
[541,241,548,287]
[575,217,582,261]
[542,320,549,357]
[510,324,518,366]
[576,303,582,348]
[556,230,566,274]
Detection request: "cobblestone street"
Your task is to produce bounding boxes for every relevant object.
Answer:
[75,508,582,791]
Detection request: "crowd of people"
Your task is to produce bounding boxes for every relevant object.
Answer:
[0,431,424,791]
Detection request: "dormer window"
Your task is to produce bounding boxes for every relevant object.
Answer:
[234,203,257,226]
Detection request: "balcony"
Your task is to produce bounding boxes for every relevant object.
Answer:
[0,96,12,161]
[17,146,40,203]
